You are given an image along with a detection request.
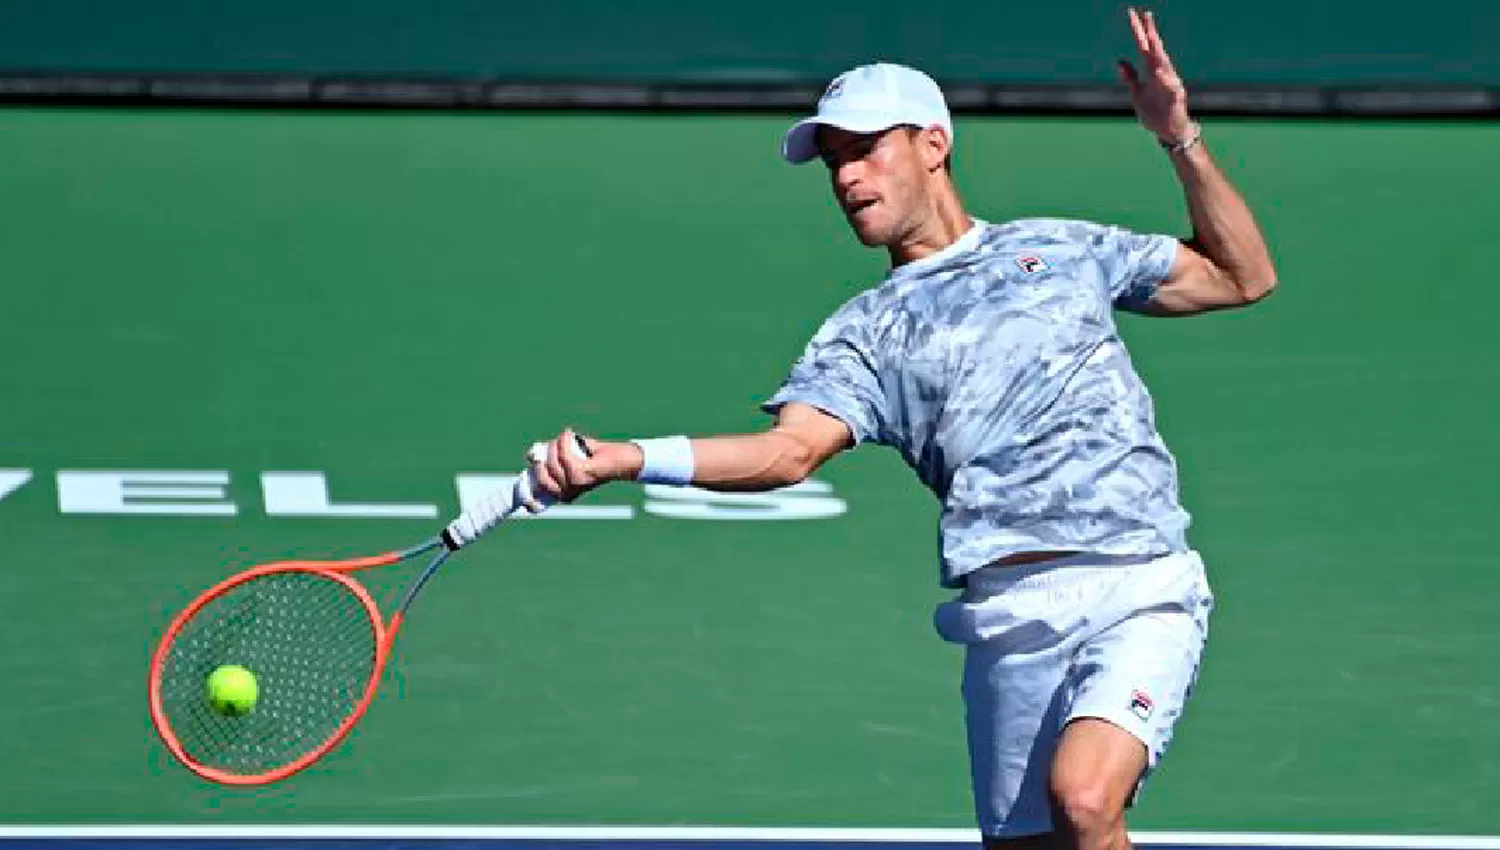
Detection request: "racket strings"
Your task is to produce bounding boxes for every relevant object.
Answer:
[158,571,378,775]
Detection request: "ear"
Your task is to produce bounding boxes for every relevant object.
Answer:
[919,125,952,173]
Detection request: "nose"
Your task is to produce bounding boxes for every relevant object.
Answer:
[831,157,863,196]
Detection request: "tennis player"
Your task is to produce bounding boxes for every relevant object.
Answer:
[528,9,1275,848]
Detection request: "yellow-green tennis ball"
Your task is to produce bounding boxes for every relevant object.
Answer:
[206,665,258,717]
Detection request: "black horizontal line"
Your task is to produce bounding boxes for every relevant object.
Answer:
[0,71,1494,117]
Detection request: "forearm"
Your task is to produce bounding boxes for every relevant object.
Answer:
[1171,139,1278,297]
[540,405,849,502]
[690,430,818,491]
[606,430,817,493]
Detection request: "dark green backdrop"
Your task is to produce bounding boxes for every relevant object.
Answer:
[0,109,1497,831]
[0,1,1496,84]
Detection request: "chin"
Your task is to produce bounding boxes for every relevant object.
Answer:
[847,218,895,248]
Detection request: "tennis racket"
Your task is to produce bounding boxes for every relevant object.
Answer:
[147,438,583,785]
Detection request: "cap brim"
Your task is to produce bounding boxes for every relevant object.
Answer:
[780,113,907,164]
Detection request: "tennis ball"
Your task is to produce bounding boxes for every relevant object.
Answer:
[206,664,259,717]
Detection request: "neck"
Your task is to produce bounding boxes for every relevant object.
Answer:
[887,179,972,267]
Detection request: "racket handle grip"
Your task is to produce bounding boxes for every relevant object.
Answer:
[441,435,590,550]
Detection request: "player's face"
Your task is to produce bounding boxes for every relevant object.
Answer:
[817,125,930,248]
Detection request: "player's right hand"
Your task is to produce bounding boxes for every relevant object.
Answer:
[526,429,644,508]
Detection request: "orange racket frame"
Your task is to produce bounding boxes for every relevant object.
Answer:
[149,435,584,785]
[147,545,434,785]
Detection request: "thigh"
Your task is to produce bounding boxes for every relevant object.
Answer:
[943,555,1193,839]
[1064,569,1210,771]
[963,638,1072,838]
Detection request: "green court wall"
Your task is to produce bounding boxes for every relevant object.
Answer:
[0,1,1496,84]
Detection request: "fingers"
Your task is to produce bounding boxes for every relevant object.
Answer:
[526,429,599,506]
[1143,10,1177,72]
[556,428,588,484]
[1120,8,1191,137]
[529,442,562,501]
[1127,6,1150,55]
[544,433,569,496]
[1127,7,1176,71]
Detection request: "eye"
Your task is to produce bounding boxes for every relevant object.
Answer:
[820,135,879,168]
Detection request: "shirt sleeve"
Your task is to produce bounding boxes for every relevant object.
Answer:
[761,311,889,446]
[1084,222,1180,313]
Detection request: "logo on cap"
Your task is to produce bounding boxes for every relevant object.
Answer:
[821,76,848,103]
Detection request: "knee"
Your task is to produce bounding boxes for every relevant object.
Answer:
[1049,772,1124,838]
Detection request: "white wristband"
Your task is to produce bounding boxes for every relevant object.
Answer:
[632,436,694,485]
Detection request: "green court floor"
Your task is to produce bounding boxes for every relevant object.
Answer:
[0,109,1496,832]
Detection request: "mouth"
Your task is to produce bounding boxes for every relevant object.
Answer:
[844,198,878,217]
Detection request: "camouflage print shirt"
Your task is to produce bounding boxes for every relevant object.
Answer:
[763,218,1191,588]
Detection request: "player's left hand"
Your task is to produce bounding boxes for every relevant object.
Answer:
[526,429,642,507]
[1117,7,1195,145]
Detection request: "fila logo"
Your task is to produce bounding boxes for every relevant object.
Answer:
[1016,255,1049,274]
[1128,689,1155,721]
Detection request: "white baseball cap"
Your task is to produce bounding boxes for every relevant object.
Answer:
[781,62,953,165]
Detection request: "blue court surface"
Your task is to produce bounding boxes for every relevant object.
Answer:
[5,829,1500,850]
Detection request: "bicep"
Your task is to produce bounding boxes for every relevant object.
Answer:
[772,402,855,469]
[1141,239,1258,316]
[762,327,889,446]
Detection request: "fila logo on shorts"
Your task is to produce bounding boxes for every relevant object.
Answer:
[1016,255,1049,274]
[1128,689,1155,721]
